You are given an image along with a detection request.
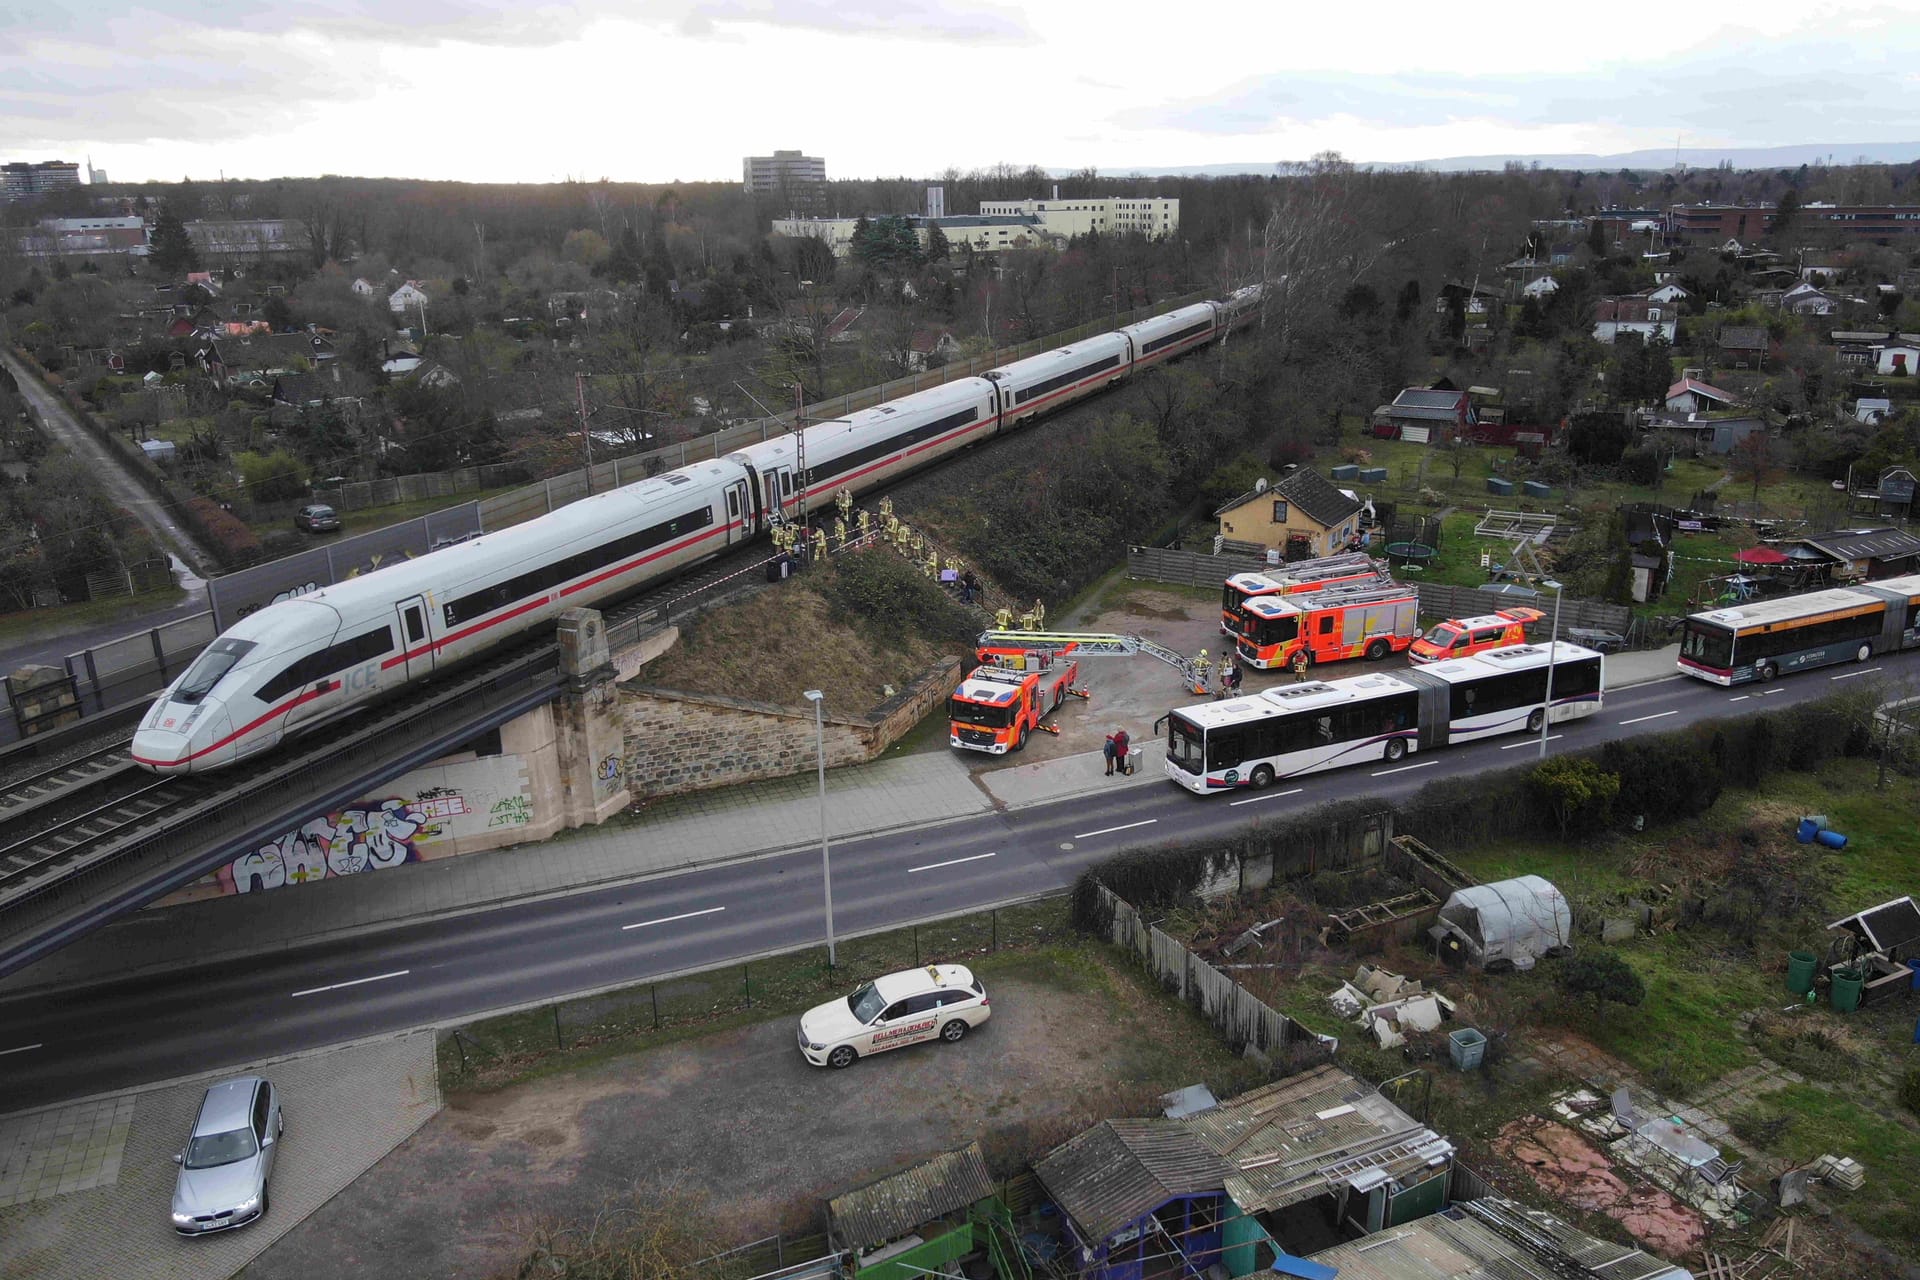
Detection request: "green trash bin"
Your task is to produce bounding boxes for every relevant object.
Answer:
[1830,966,1864,1013]
[1449,1028,1487,1070]
[1786,950,1818,996]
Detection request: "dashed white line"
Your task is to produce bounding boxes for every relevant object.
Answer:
[1502,735,1561,750]
[1831,666,1883,681]
[908,851,998,874]
[290,969,410,999]
[1229,788,1304,807]
[1371,760,1437,777]
[1075,819,1159,839]
[620,906,726,931]
[1728,695,1750,703]
[1618,710,1679,726]
[0,1042,43,1057]
[1759,688,1787,696]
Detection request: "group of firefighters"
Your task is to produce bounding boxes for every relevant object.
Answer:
[1189,644,1309,699]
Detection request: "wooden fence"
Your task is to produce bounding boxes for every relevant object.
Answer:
[1093,882,1321,1061]
[1126,548,1633,635]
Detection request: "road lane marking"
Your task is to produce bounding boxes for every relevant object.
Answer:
[1759,688,1786,696]
[290,969,410,999]
[1502,735,1561,749]
[1619,711,1679,726]
[621,906,726,931]
[1831,666,1882,681]
[1729,695,1750,702]
[1229,788,1304,807]
[1371,761,1437,777]
[908,851,998,874]
[1075,819,1159,838]
[0,1042,43,1057]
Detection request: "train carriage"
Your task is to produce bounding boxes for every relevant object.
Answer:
[1117,303,1218,371]
[984,333,1132,429]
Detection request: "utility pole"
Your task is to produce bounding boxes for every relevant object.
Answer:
[793,381,808,530]
[577,371,594,496]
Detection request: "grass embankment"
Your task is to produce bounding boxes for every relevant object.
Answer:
[0,584,190,650]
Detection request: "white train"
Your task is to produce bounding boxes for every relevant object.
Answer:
[132,288,1263,773]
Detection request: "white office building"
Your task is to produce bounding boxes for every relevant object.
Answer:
[977,195,1179,240]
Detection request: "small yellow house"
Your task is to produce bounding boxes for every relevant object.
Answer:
[1214,469,1363,558]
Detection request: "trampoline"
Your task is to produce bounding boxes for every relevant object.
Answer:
[1385,542,1437,571]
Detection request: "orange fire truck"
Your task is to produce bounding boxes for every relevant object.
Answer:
[1234,581,1420,669]
[948,642,1082,754]
[1220,552,1389,637]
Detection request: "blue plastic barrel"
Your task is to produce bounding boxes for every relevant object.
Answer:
[1815,829,1848,850]
[1796,818,1819,844]
[1906,959,1920,990]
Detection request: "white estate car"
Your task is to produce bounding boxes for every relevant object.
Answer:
[798,964,990,1068]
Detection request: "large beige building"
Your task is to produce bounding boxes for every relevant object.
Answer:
[977,195,1180,239]
[770,214,1058,259]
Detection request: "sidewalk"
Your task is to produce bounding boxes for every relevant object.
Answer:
[0,646,1682,998]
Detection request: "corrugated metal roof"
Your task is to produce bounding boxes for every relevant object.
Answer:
[1032,1119,1229,1243]
[828,1141,996,1249]
[1800,527,1920,562]
[1303,1199,1685,1279]
[1180,1065,1447,1213]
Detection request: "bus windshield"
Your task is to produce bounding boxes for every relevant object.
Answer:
[949,697,1013,729]
[1679,621,1734,670]
[1167,714,1204,774]
[1251,614,1299,647]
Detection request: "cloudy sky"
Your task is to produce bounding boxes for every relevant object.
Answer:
[5,0,1918,184]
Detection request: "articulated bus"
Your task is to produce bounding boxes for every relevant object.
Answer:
[1219,552,1388,636]
[1677,574,1920,685]
[1164,643,1605,793]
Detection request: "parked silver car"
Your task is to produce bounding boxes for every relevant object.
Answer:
[171,1076,283,1235]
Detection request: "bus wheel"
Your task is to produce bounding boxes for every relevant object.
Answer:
[1384,738,1407,762]
[1250,765,1275,789]
[1856,643,1872,662]
[1527,708,1546,734]
[1365,638,1391,661]
[1758,662,1777,682]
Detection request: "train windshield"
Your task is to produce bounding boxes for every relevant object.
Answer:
[173,639,257,706]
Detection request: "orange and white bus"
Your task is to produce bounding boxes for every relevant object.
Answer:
[1220,552,1387,636]
[1677,575,1920,685]
[1235,581,1420,669]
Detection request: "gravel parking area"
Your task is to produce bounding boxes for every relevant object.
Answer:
[240,951,1262,1279]
[0,1031,439,1280]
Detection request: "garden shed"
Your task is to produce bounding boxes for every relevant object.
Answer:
[1430,876,1571,972]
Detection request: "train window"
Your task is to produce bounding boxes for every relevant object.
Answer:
[780,472,792,497]
[257,627,394,703]
[173,639,257,706]
[404,608,425,643]
[726,490,739,519]
[442,506,717,626]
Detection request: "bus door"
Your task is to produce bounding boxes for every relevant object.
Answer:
[394,595,434,680]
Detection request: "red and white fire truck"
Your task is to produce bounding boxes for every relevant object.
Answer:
[1220,552,1389,637]
[948,642,1082,754]
[1234,581,1420,670]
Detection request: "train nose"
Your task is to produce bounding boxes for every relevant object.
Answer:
[130,708,232,774]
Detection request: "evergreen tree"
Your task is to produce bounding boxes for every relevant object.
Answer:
[1773,187,1801,238]
[924,220,950,263]
[850,216,878,265]
[149,205,200,277]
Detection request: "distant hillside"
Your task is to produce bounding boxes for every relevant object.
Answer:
[1060,141,1920,178]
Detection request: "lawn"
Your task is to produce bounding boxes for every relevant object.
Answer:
[1734,1083,1920,1251]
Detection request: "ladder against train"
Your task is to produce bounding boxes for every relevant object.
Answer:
[975,631,1201,687]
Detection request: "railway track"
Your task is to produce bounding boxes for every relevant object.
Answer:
[0,640,559,921]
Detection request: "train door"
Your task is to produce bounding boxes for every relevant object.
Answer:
[725,479,750,543]
[394,595,434,679]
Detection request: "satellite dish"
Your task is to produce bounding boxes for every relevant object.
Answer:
[1254,477,1268,493]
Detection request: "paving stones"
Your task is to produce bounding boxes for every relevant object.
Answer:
[0,1095,133,1206]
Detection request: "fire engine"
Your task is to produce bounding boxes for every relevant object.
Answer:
[1220,552,1389,637]
[948,643,1082,754]
[1234,581,1420,669]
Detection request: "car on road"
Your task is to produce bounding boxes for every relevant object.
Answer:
[293,503,341,533]
[171,1075,284,1235]
[798,964,989,1068]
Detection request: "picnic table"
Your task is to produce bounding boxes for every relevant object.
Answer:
[1636,1116,1719,1168]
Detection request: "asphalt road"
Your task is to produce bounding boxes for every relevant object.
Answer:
[2,654,1915,1111]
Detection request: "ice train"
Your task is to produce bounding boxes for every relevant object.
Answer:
[131,290,1262,772]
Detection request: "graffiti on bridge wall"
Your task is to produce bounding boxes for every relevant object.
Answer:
[212,754,534,895]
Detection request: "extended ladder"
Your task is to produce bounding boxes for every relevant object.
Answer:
[976,630,1202,688]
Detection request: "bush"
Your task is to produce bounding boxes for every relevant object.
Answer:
[1528,756,1620,837]
[1557,948,1646,1016]
[238,449,306,503]
[185,497,262,568]
[1601,735,1721,822]
[819,549,975,653]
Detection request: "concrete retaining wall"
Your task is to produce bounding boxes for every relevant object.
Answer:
[622,657,963,799]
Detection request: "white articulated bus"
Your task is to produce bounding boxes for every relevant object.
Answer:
[1163,643,1605,794]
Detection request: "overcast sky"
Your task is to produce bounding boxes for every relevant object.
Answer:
[5,0,1919,185]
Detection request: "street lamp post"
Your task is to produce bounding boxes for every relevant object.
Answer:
[1538,579,1563,759]
[802,689,836,967]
